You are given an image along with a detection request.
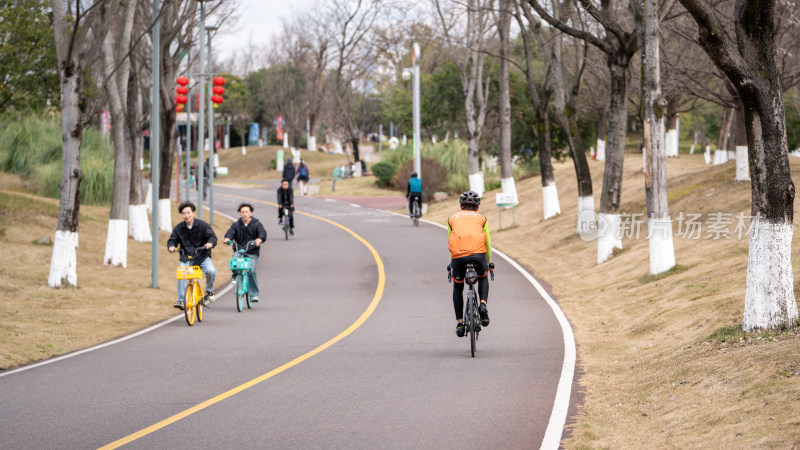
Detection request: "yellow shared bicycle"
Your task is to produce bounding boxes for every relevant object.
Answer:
[176,248,206,326]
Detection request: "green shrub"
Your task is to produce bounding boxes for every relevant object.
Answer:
[371,161,396,187]
[0,115,114,204]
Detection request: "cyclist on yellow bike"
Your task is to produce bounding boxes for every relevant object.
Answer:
[447,191,493,337]
[168,201,218,309]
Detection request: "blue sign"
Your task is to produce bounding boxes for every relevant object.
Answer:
[248,123,260,145]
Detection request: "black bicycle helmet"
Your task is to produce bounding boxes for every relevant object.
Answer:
[410,172,418,178]
[459,190,481,207]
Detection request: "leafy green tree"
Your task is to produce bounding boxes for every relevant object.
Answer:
[0,0,58,115]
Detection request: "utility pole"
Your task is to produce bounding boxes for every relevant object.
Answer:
[150,0,161,288]
[206,26,217,225]
[196,1,206,220]
[412,43,421,178]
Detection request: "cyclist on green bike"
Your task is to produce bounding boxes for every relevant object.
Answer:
[167,201,218,309]
[447,191,493,337]
[406,172,423,218]
[223,203,267,302]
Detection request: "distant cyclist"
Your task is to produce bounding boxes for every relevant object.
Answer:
[406,171,423,218]
[447,191,493,337]
[167,201,218,309]
[277,179,295,236]
[223,202,267,302]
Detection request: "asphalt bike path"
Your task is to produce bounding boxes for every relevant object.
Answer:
[0,181,572,448]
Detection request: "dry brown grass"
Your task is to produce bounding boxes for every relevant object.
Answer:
[0,176,232,370]
[422,153,800,447]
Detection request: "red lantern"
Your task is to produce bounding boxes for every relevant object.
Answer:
[176,76,189,86]
[176,85,189,95]
[211,94,224,105]
[174,94,188,104]
[213,76,225,86]
[212,86,225,95]
[176,104,184,112]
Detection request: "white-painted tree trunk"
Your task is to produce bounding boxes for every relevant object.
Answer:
[713,149,728,164]
[158,198,172,232]
[735,145,750,181]
[145,182,153,213]
[743,220,798,331]
[648,217,676,274]
[542,182,561,219]
[597,213,622,264]
[308,136,316,151]
[595,139,606,161]
[128,204,152,242]
[48,231,79,288]
[704,145,712,164]
[283,132,289,148]
[103,219,127,267]
[469,172,485,197]
[577,195,595,235]
[241,145,246,155]
[501,176,517,197]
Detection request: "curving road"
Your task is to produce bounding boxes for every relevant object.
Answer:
[0,182,575,449]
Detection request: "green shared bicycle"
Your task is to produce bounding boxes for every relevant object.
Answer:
[227,240,256,312]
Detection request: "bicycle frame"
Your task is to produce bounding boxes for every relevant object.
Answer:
[228,240,255,311]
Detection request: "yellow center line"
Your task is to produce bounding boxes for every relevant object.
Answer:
[100,194,385,449]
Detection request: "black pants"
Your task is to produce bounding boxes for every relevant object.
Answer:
[408,193,422,215]
[277,206,294,229]
[451,253,489,320]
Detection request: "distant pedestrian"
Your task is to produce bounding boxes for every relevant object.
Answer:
[283,158,296,188]
[296,160,310,196]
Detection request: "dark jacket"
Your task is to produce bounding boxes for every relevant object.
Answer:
[277,186,294,206]
[282,159,295,181]
[224,218,267,256]
[167,219,217,264]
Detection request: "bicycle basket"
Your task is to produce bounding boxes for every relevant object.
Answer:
[177,266,202,280]
[229,257,251,270]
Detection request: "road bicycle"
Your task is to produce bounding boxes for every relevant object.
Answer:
[227,240,256,312]
[280,207,292,240]
[449,261,494,357]
[411,196,421,227]
[175,248,207,326]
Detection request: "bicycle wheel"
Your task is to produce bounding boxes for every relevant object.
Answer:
[197,298,203,322]
[235,274,244,312]
[413,202,419,227]
[284,222,289,240]
[184,283,196,326]
[245,272,253,309]
[467,289,476,357]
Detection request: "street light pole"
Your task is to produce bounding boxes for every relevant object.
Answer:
[185,52,192,201]
[206,26,217,225]
[412,42,421,178]
[150,0,161,288]
[196,1,206,220]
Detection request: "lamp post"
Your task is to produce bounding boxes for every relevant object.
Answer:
[412,43,421,178]
[195,0,208,220]
[206,25,217,225]
[150,0,161,288]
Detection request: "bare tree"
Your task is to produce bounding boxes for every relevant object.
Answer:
[678,0,798,331]
[48,0,118,287]
[632,0,677,275]
[102,0,137,268]
[496,0,516,197]
[526,0,640,264]
[434,0,494,196]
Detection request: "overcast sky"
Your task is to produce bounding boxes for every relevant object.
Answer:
[213,0,312,59]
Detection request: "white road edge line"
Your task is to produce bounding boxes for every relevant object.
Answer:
[384,209,575,450]
[0,207,239,379]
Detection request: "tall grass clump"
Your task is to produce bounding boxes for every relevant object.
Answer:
[0,115,113,204]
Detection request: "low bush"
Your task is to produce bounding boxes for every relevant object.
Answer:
[371,161,396,187]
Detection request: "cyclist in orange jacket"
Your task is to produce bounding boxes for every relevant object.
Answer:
[447,190,493,337]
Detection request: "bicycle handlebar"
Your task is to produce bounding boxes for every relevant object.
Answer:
[227,240,256,253]
[174,246,206,258]
[445,262,495,282]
